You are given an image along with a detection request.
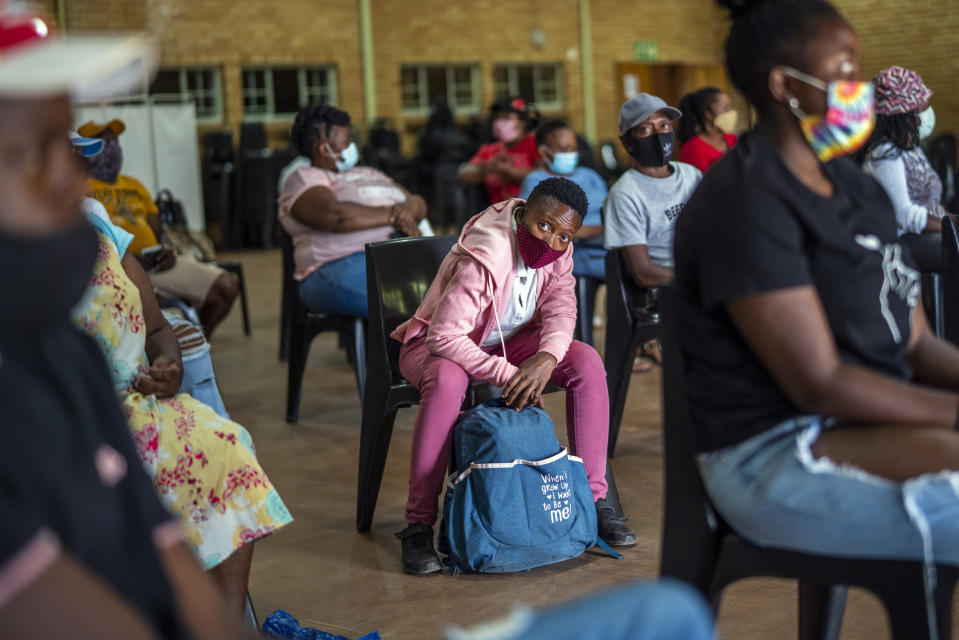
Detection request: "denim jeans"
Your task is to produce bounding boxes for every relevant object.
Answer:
[177,349,229,420]
[446,578,713,640]
[298,251,368,318]
[572,244,606,279]
[699,416,959,635]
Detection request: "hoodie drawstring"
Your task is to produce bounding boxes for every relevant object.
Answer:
[489,274,508,360]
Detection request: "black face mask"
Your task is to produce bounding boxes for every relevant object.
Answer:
[85,139,123,183]
[0,220,98,339]
[625,131,675,168]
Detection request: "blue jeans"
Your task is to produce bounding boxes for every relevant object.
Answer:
[446,579,712,640]
[699,416,959,635]
[298,251,368,318]
[177,350,229,420]
[572,245,606,279]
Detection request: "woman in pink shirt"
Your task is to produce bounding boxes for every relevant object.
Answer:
[677,87,739,173]
[278,105,427,317]
[390,178,635,574]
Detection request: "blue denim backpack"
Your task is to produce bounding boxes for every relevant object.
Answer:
[443,400,620,574]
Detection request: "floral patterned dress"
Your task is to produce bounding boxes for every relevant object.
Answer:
[72,233,293,569]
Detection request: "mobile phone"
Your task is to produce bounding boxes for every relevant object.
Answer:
[141,245,163,257]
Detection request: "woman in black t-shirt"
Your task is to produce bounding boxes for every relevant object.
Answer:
[674,0,959,612]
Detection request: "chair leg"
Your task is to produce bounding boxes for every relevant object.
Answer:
[935,573,957,640]
[931,273,944,339]
[798,582,847,640]
[883,589,938,640]
[285,318,309,423]
[606,327,639,457]
[583,280,599,348]
[604,459,625,520]
[357,388,399,532]
[279,280,291,362]
[243,591,259,631]
[352,319,367,402]
[235,264,251,336]
[575,277,590,344]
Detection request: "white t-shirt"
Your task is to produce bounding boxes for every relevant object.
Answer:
[603,162,702,268]
[480,218,538,348]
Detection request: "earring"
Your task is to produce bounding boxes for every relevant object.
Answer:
[788,96,800,109]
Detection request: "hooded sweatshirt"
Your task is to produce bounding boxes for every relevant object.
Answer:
[391,198,577,389]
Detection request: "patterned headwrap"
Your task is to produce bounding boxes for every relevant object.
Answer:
[873,65,933,115]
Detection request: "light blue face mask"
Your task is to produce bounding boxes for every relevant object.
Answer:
[918,106,936,140]
[330,141,359,172]
[548,150,578,175]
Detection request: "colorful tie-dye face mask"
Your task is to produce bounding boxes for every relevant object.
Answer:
[783,67,875,163]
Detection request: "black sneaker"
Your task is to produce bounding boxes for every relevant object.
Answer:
[595,498,636,547]
[395,523,443,575]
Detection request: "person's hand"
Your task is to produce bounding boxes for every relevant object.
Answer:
[134,355,183,398]
[489,154,513,176]
[502,352,557,411]
[390,204,422,237]
[153,248,177,272]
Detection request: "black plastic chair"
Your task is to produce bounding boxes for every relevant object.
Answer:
[574,274,603,347]
[212,260,250,335]
[604,249,660,456]
[202,130,235,248]
[922,271,944,338]
[658,285,959,640]
[942,216,959,346]
[357,236,589,532]
[926,133,957,211]
[281,230,366,423]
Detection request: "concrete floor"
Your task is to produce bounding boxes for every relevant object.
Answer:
[208,248,952,639]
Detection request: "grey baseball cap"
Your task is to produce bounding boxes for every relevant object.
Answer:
[617,93,682,135]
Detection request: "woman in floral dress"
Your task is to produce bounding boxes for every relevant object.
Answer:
[73,204,293,613]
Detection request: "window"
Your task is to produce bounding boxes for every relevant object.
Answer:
[493,64,563,110]
[149,67,223,123]
[400,64,479,115]
[241,66,338,119]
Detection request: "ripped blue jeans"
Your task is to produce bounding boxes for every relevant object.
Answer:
[698,416,959,636]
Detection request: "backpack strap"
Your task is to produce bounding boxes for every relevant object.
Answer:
[594,538,624,559]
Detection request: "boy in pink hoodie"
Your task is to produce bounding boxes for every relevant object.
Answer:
[391,178,636,575]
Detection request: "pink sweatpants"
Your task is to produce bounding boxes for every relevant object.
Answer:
[399,325,609,525]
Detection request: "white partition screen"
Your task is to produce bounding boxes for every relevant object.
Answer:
[74,98,206,230]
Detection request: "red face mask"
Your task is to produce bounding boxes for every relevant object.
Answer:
[516,221,566,269]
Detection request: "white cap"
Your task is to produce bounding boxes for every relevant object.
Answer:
[0,12,158,100]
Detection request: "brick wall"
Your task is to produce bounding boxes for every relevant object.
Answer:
[61,0,363,145]
[54,0,957,149]
[590,0,725,146]
[371,0,584,152]
[832,0,959,137]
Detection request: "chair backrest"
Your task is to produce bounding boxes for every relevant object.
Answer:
[366,235,459,384]
[203,130,234,164]
[658,285,723,588]
[604,249,658,326]
[926,133,957,208]
[942,216,959,346]
[238,121,268,156]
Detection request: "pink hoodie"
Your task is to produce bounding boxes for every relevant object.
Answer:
[391,198,577,389]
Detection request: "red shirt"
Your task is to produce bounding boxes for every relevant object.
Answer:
[679,133,738,173]
[470,134,539,204]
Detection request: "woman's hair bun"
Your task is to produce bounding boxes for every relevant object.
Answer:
[716,0,766,18]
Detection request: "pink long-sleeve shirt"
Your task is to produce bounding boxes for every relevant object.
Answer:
[391,198,577,389]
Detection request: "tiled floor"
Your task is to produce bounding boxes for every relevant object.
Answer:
[208,248,950,639]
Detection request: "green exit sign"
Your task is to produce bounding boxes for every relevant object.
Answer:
[633,40,660,61]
